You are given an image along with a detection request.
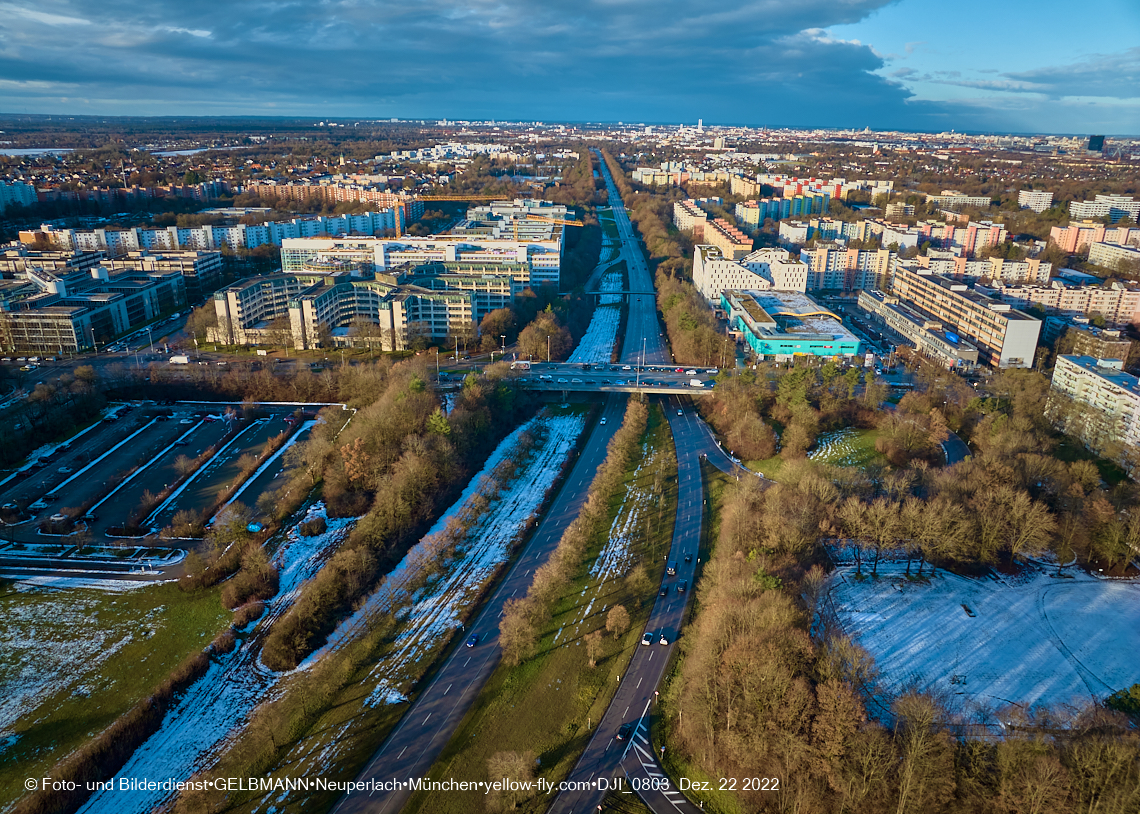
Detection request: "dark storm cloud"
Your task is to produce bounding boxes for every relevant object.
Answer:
[0,0,953,127]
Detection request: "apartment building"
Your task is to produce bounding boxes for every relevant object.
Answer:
[3,246,221,300]
[977,279,1140,327]
[857,289,980,369]
[1018,190,1054,213]
[1050,221,1140,253]
[889,265,1041,368]
[925,191,993,210]
[704,218,752,260]
[1069,195,1140,223]
[917,219,1008,256]
[0,248,106,276]
[884,202,916,219]
[19,209,405,256]
[246,182,425,221]
[672,199,708,237]
[921,255,1052,284]
[1088,241,1140,271]
[800,243,894,291]
[0,181,36,212]
[1049,355,1140,462]
[692,245,809,304]
[280,234,563,291]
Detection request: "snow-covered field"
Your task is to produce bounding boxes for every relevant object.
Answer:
[272,412,585,784]
[77,503,355,814]
[0,594,139,744]
[809,428,870,466]
[830,560,1140,715]
[569,271,624,365]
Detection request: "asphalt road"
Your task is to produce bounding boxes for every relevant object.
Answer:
[331,397,627,814]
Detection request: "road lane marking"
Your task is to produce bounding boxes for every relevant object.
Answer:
[443,683,452,695]
[422,713,431,725]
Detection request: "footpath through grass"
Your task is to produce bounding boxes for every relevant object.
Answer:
[0,582,230,810]
[404,404,678,814]
[747,426,883,480]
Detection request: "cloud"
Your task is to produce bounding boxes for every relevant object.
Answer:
[1001,47,1140,100]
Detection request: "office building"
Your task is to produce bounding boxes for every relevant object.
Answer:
[1069,195,1140,223]
[1049,355,1140,466]
[280,233,563,291]
[211,265,506,351]
[1018,190,1054,213]
[857,289,980,369]
[0,263,186,354]
[721,289,861,360]
[890,265,1041,368]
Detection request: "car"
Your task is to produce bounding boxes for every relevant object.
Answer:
[557,378,568,384]
[615,380,626,386]
[46,357,56,362]
[19,365,31,371]
[49,513,68,524]
[659,633,669,645]
[622,365,632,371]
[2,502,18,511]
[174,440,188,447]
[660,584,668,596]
[677,409,683,416]
[216,361,227,366]
[685,553,693,563]
[16,357,25,362]
[83,513,98,522]
[685,369,697,375]
[677,580,688,593]
[617,722,635,741]
[675,367,683,373]
[641,632,653,646]
[599,417,607,425]
[0,358,9,363]
[571,378,582,383]
[466,633,479,648]
[247,522,264,533]
[57,466,73,474]
[179,418,193,424]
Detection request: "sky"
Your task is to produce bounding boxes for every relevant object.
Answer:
[0,0,1137,135]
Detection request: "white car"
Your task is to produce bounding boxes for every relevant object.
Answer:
[600,417,607,425]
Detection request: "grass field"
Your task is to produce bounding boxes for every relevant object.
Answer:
[403,404,678,814]
[0,582,230,809]
[599,209,620,241]
[747,427,883,479]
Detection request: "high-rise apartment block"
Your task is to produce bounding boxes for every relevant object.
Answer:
[1069,195,1140,223]
[1049,221,1140,254]
[1018,190,1054,213]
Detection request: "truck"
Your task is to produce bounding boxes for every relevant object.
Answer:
[169,355,190,365]
[689,378,704,387]
[510,360,531,371]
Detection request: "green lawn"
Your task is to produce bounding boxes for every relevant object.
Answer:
[599,210,620,241]
[1053,436,1129,486]
[403,404,678,814]
[0,582,231,809]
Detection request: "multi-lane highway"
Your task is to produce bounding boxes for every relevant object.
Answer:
[332,397,627,814]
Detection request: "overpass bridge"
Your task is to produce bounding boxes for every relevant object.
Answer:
[507,362,721,395]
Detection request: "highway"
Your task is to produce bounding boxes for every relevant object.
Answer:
[331,397,627,814]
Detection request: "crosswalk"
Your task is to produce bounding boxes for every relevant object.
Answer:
[622,720,701,813]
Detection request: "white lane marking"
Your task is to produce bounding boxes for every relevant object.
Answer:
[443,683,452,695]
[423,713,431,725]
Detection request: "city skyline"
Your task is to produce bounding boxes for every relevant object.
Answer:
[0,0,1135,134]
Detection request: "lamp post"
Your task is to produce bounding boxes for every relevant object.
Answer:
[546,334,551,364]
[90,326,98,355]
[500,334,506,359]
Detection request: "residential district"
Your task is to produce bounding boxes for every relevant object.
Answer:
[1,118,1138,814]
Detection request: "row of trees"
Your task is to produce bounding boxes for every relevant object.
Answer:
[500,399,649,665]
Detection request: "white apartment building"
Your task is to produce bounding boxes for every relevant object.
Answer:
[1069,195,1140,223]
[777,220,810,246]
[672,200,708,236]
[280,234,563,291]
[0,180,36,211]
[925,190,993,210]
[692,245,809,304]
[1050,355,1140,462]
[1018,189,1054,213]
[978,279,1140,327]
[1088,241,1140,271]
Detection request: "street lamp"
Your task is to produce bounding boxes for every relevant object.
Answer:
[500,334,506,358]
[90,326,98,354]
[546,334,551,364]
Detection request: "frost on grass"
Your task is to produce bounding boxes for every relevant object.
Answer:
[829,558,1140,716]
[808,428,869,466]
[569,271,624,365]
[77,504,355,814]
[0,593,137,741]
[591,440,658,584]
